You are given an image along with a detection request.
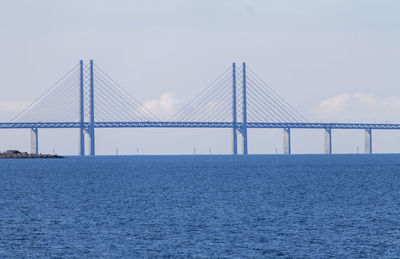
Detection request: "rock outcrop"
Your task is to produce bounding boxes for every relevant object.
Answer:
[0,150,63,158]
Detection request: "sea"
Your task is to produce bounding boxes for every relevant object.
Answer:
[1,154,400,258]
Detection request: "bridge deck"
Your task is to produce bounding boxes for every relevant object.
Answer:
[1,122,400,130]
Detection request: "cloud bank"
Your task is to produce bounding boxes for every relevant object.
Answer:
[315,93,400,123]
[0,101,29,121]
[143,93,183,120]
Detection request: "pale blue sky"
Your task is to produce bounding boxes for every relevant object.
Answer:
[0,0,400,155]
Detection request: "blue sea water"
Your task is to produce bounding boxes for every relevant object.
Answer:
[1,154,400,258]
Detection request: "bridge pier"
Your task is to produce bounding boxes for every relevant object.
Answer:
[283,128,291,154]
[324,128,332,154]
[365,129,372,154]
[31,128,38,154]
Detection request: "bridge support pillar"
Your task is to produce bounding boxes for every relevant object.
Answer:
[283,128,291,154]
[324,128,332,154]
[31,128,38,154]
[365,129,372,154]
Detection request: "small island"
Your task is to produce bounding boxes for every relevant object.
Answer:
[0,150,63,159]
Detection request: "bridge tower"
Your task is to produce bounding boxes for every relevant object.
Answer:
[89,60,95,156]
[79,60,85,155]
[232,62,238,155]
[241,62,248,155]
[232,62,249,155]
[78,59,96,156]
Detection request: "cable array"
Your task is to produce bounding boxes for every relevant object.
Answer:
[245,67,308,123]
[12,62,158,123]
[12,65,81,122]
[169,67,234,122]
[93,65,158,122]
[12,61,307,124]
[169,63,307,123]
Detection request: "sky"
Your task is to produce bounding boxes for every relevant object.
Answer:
[0,0,400,155]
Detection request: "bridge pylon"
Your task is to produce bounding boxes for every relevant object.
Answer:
[232,62,238,155]
[79,60,96,156]
[79,60,85,155]
[232,62,249,156]
[89,60,95,156]
[241,62,248,155]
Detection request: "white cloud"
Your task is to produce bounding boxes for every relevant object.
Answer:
[315,93,400,122]
[143,92,184,120]
[0,101,29,121]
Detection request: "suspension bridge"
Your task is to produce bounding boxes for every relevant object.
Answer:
[1,60,397,155]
